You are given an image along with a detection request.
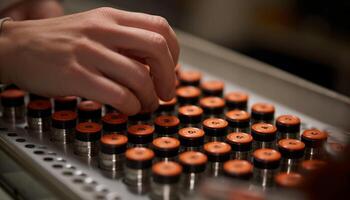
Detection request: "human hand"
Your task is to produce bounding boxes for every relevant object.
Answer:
[0,7,179,115]
[0,0,64,20]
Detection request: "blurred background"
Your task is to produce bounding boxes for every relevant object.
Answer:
[64,0,350,97]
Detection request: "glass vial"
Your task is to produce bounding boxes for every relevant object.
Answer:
[74,122,101,157]
[51,110,77,143]
[225,132,252,160]
[203,141,231,177]
[225,110,250,133]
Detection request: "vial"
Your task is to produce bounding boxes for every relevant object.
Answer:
[204,141,231,177]
[104,104,117,113]
[178,105,203,128]
[77,100,102,123]
[0,89,25,123]
[51,110,77,143]
[99,133,127,172]
[127,124,154,148]
[274,172,303,189]
[176,86,201,105]
[251,103,275,124]
[277,139,305,173]
[152,137,180,162]
[150,161,182,200]
[124,147,154,194]
[199,96,225,118]
[252,148,281,189]
[54,96,78,111]
[325,142,345,160]
[276,115,301,140]
[224,91,248,111]
[74,122,101,157]
[251,123,277,150]
[178,70,202,86]
[300,160,327,175]
[178,151,207,194]
[223,160,253,180]
[225,110,250,133]
[29,93,48,101]
[102,113,127,134]
[156,98,177,116]
[3,84,19,90]
[301,129,328,160]
[225,132,253,160]
[178,127,205,152]
[154,115,180,137]
[200,80,224,97]
[27,100,52,132]
[203,118,228,142]
[128,112,152,125]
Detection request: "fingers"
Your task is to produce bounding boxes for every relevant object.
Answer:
[89,25,176,101]
[75,40,159,112]
[112,10,180,65]
[71,64,141,115]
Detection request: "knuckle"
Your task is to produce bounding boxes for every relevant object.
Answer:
[151,15,170,31]
[83,16,105,31]
[81,14,117,35]
[149,33,167,50]
[94,7,116,16]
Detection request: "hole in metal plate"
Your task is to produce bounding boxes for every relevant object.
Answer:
[73,178,84,184]
[62,171,74,176]
[52,164,63,169]
[34,150,45,155]
[25,144,35,148]
[15,138,25,142]
[43,157,54,162]
[0,127,8,131]
[7,132,17,137]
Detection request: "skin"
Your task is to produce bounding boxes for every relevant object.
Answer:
[0,3,179,115]
[0,0,64,20]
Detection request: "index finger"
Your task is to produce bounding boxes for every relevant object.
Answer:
[114,10,180,65]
